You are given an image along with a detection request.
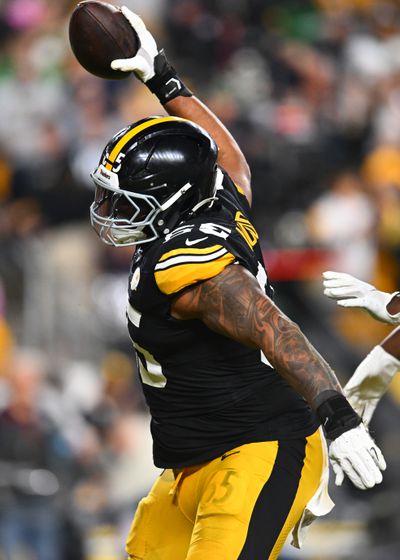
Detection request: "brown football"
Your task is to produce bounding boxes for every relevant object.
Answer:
[69,1,139,80]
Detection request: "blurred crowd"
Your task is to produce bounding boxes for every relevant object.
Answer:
[0,0,400,558]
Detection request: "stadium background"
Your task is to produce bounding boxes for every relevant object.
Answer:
[0,0,399,558]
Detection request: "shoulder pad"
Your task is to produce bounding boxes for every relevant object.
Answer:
[154,222,236,295]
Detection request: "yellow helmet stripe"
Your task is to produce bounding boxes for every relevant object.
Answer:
[105,116,189,171]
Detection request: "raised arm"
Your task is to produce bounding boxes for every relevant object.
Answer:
[165,97,251,203]
[111,6,251,203]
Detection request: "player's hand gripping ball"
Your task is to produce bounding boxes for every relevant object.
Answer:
[69,1,139,80]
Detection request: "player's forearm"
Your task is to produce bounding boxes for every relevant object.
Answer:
[381,326,400,360]
[259,310,343,406]
[165,96,252,204]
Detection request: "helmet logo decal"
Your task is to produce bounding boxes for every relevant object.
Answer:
[91,164,120,189]
[99,167,112,180]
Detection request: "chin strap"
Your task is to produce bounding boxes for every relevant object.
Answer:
[159,168,224,234]
[190,167,224,213]
[190,196,218,213]
[212,167,224,195]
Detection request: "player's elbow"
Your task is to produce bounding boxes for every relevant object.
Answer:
[236,162,252,205]
[240,160,251,189]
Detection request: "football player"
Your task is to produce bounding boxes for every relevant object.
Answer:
[89,8,386,559]
[323,271,400,483]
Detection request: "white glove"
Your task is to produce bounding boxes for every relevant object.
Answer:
[111,6,158,82]
[322,270,400,325]
[345,345,400,426]
[329,423,386,489]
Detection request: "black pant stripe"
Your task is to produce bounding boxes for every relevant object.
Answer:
[237,438,307,560]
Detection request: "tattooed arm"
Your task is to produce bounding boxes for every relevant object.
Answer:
[172,264,341,407]
[172,264,387,489]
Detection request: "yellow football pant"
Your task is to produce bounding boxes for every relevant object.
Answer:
[126,428,325,560]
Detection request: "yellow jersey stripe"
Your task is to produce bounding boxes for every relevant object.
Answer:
[155,247,228,271]
[105,116,189,170]
[158,244,223,263]
[155,252,235,294]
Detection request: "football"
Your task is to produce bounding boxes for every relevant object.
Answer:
[69,1,139,80]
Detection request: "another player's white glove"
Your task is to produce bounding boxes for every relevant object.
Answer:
[322,271,400,325]
[111,6,158,81]
[329,423,386,489]
[345,345,400,426]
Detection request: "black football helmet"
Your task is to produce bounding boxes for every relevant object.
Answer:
[90,116,219,246]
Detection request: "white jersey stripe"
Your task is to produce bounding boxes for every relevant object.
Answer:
[127,302,142,327]
[260,350,273,368]
[155,247,228,271]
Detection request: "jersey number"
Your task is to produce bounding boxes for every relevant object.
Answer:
[235,211,258,248]
[133,342,167,388]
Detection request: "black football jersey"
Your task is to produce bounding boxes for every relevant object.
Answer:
[127,170,318,468]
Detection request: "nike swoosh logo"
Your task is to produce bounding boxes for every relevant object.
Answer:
[185,236,208,246]
[221,451,240,461]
